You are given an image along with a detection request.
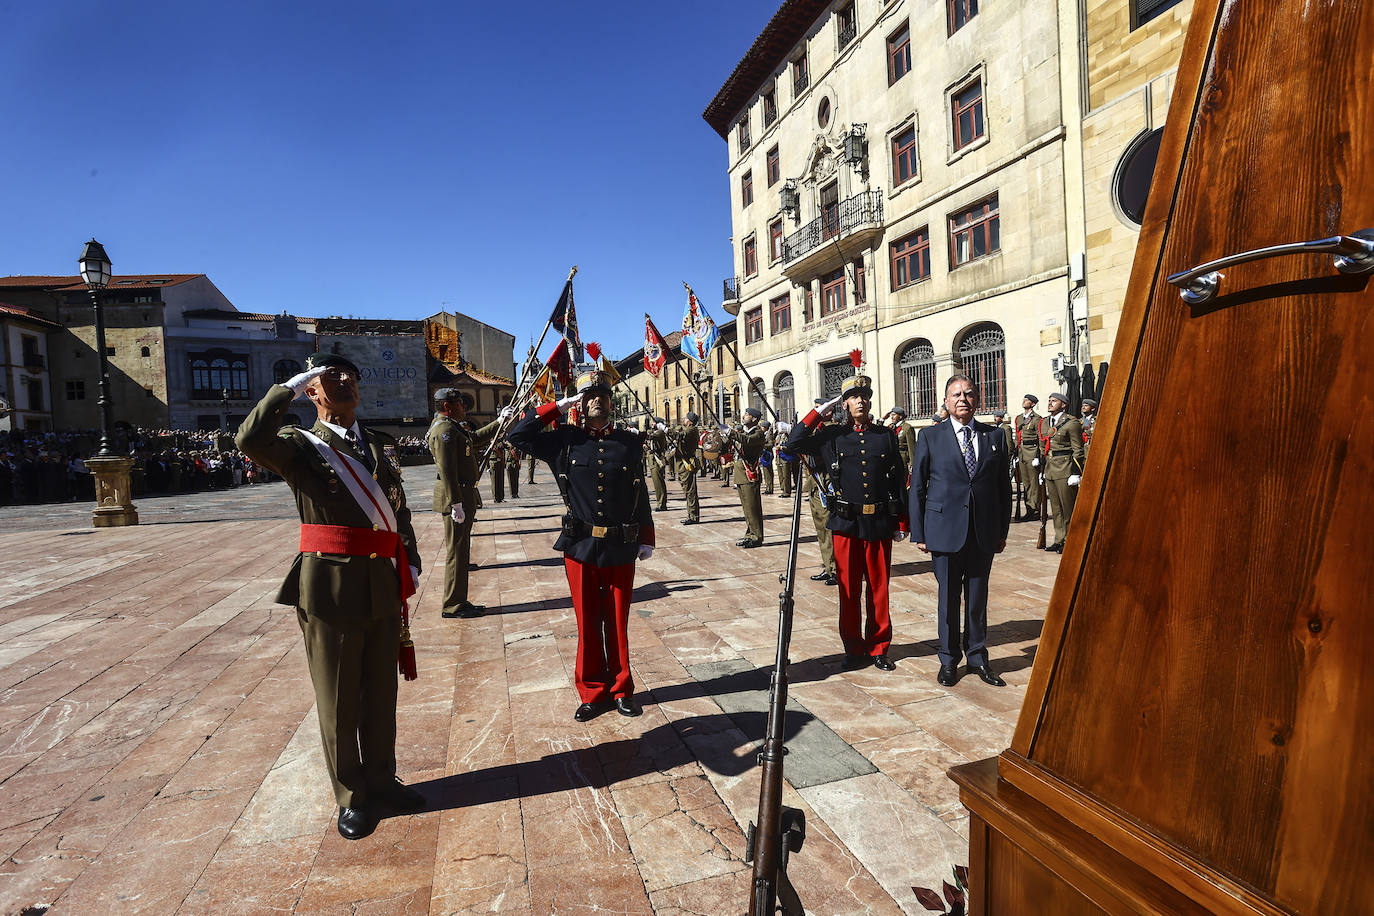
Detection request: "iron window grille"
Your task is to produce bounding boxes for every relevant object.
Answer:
[957,324,1007,414]
[792,56,809,95]
[899,340,938,418]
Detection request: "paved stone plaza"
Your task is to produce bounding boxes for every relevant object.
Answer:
[0,467,1056,915]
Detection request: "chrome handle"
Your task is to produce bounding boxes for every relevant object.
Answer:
[1166,228,1374,304]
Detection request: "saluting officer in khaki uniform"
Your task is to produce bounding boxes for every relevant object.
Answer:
[236,353,424,841]
[672,412,702,523]
[428,389,499,619]
[733,407,767,547]
[1014,394,1043,520]
[1038,392,1085,553]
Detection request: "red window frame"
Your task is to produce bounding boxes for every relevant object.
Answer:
[853,259,867,303]
[820,268,847,317]
[952,78,985,150]
[888,23,911,84]
[892,126,917,185]
[745,307,764,344]
[769,219,784,263]
[769,293,792,334]
[949,196,1000,267]
[792,55,809,95]
[891,227,931,289]
[743,236,758,277]
[766,145,780,186]
[763,90,778,126]
[738,118,751,152]
[804,287,814,323]
[741,171,753,207]
[948,0,979,34]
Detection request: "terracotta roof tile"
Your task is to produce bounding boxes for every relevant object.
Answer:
[0,302,61,328]
[0,273,203,291]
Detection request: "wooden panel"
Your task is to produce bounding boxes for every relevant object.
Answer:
[1007,0,1374,911]
[985,831,1101,916]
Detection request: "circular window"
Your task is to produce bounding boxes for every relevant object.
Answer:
[1113,127,1164,226]
[817,97,831,129]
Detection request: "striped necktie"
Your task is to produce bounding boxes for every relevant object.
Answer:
[961,426,976,478]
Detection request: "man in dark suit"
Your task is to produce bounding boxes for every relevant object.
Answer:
[237,353,425,840]
[910,374,1012,687]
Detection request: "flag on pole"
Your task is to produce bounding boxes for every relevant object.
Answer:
[546,338,574,388]
[550,280,584,362]
[643,315,668,377]
[680,286,719,366]
[530,366,556,404]
[584,342,622,385]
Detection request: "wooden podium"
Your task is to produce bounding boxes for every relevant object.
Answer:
[950,2,1374,913]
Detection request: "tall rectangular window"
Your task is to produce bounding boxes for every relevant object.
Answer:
[763,89,778,126]
[766,145,780,186]
[820,182,840,240]
[853,259,867,304]
[891,227,932,289]
[892,125,917,185]
[745,307,764,344]
[769,293,792,334]
[820,267,847,317]
[952,78,985,150]
[948,0,978,34]
[888,23,911,84]
[743,237,758,277]
[792,55,809,95]
[949,195,1000,266]
[837,3,857,49]
[769,219,784,263]
[741,171,754,207]
[738,117,751,152]
[804,288,814,323]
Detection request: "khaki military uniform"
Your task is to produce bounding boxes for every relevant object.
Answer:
[489,444,506,503]
[803,456,836,578]
[894,421,917,473]
[732,423,767,543]
[1039,413,1085,548]
[776,434,794,498]
[428,413,499,615]
[505,444,521,499]
[236,385,420,809]
[669,424,701,521]
[645,426,670,510]
[759,429,775,494]
[1015,410,1042,514]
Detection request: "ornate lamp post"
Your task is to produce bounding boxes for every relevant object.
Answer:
[80,239,139,527]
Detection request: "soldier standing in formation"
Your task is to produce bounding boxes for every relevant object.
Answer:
[758,420,775,494]
[799,400,837,586]
[1014,394,1042,521]
[732,407,766,548]
[1080,398,1098,456]
[489,439,506,503]
[509,370,654,721]
[775,423,794,498]
[429,389,499,619]
[885,407,916,471]
[504,442,521,499]
[236,354,424,840]
[787,374,909,671]
[672,412,702,524]
[1037,392,1085,554]
[644,418,670,511]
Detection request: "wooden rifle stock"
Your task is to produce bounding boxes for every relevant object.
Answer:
[745,460,806,916]
[1013,461,1023,521]
[1037,466,1049,549]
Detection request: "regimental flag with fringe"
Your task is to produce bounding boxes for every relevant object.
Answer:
[530,365,556,404]
[584,342,622,386]
[680,286,719,366]
[643,315,668,378]
[550,279,584,362]
[546,338,574,389]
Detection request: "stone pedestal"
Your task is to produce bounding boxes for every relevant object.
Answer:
[86,456,140,528]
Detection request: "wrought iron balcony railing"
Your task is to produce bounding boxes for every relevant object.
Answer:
[838,22,856,49]
[724,277,741,301]
[782,190,884,263]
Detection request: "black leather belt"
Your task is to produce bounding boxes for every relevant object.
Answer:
[562,516,640,543]
[1051,449,1074,457]
[832,498,900,520]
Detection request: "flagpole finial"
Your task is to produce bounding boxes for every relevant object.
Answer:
[567,265,579,281]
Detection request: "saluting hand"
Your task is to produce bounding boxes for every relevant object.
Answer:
[819,394,843,417]
[283,366,328,398]
[555,393,581,414]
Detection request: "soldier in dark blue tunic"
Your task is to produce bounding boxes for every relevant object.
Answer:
[786,372,909,671]
[509,370,655,721]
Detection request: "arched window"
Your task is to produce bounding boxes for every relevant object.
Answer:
[775,372,795,421]
[675,397,682,424]
[732,384,740,419]
[748,378,767,414]
[898,339,938,418]
[956,323,1007,414]
[663,400,670,423]
[189,348,250,398]
[274,359,302,384]
[687,395,695,417]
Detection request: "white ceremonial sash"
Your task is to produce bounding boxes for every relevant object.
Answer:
[298,428,398,535]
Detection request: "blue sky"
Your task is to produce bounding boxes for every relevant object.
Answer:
[0,0,780,359]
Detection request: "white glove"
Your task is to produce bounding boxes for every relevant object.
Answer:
[409,565,421,585]
[819,395,843,417]
[1031,458,1041,468]
[656,422,667,432]
[1068,475,1081,487]
[498,406,514,421]
[556,393,581,414]
[893,531,908,542]
[450,503,465,524]
[636,545,654,561]
[283,366,328,398]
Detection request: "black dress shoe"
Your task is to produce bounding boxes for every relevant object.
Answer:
[743,539,762,548]
[970,665,1006,687]
[682,518,699,526]
[809,572,830,581]
[337,806,374,840]
[825,575,838,586]
[841,654,871,671]
[873,654,896,671]
[736,538,753,547]
[937,664,960,687]
[1047,543,1064,554]
[374,779,424,811]
[615,696,641,717]
[574,701,612,722]
[442,601,485,619]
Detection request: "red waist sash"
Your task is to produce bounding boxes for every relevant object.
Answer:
[298,524,415,603]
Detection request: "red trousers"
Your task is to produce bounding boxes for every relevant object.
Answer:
[563,558,636,703]
[831,532,893,657]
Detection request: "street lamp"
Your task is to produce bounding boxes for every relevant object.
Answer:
[79,238,114,457]
[79,238,138,527]
[221,386,230,432]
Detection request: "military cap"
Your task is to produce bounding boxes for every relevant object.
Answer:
[814,397,827,405]
[761,420,772,428]
[1082,398,1098,408]
[685,411,700,423]
[888,407,907,418]
[433,387,461,402]
[744,407,762,419]
[653,416,665,424]
[574,369,614,397]
[1048,392,1069,404]
[841,374,873,400]
[305,352,361,376]
[1023,393,1039,405]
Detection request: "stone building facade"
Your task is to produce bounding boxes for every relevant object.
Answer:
[613,321,746,430]
[0,303,60,433]
[704,0,1080,420]
[315,318,429,426]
